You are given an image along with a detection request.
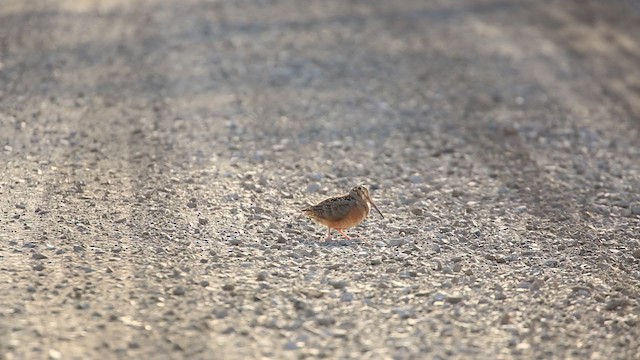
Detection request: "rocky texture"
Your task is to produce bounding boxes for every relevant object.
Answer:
[1,0,639,359]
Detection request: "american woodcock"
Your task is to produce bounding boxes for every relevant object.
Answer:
[302,185,383,240]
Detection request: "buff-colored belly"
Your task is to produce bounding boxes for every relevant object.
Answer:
[326,206,368,229]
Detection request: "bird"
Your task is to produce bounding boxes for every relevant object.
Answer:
[302,185,383,240]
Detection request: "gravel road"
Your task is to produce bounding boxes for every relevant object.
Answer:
[1,0,640,359]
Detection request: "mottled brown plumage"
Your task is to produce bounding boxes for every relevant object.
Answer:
[302,185,383,240]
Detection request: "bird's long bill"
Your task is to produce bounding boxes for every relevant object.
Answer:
[370,200,384,218]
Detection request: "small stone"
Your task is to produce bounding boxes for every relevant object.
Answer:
[340,292,354,302]
[633,249,640,259]
[433,261,442,271]
[48,349,62,360]
[256,271,268,281]
[222,283,235,291]
[306,182,321,193]
[544,258,559,267]
[409,174,423,184]
[393,307,415,319]
[33,263,45,271]
[452,189,464,197]
[228,238,241,245]
[530,279,543,291]
[315,316,336,326]
[276,233,287,244]
[495,292,507,300]
[198,218,209,225]
[32,253,47,260]
[517,281,531,290]
[328,280,348,289]
[442,266,453,274]
[605,298,628,311]
[15,203,26,210]
[631,205,640,215]
[387,239,405,247]
[410,207,423,216]
[433,293,446,302]
[172,287,185,296]
[332,329,349,338]
[199,280,210,287]
[445,295,463,304]
[369,258,382,265]
[452,263,462,272]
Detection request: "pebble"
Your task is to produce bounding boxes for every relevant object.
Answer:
[328,280,348,289]
[446,295,463,304]
[48,349,62,360]
[315,316,336,326]
[433,293,446,302]
[15,203,26,209]
[495,292,507,300]
[544,258,559,267]
[32,253,47,260]
[631,205,640,215]
[187,199,197,208]
[393,307,415,319]
[409,174,423,184]
[172,287,185,296]
[257,271,268,281]
[433,261,442,271]
[410,207,423,216]
[198,218,209,225]
[387,239,406,247]
[452,263,462,273]
[222,283,235,291]
[340,292,354,302]
[33,263,45,271]
[332,329,348,338]
[633,249,640,259]
[306,182,321,193]
[605,298,628,311]
[516,281,531,290]
[370,258,382,265]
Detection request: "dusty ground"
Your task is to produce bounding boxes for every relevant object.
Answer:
[1,0,640,359]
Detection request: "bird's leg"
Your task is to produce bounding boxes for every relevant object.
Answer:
[337,229,351,239]
[324,227,332,240]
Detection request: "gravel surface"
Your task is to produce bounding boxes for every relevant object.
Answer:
[1,0,640,359]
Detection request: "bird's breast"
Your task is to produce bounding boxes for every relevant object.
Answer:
[329,203,369,229]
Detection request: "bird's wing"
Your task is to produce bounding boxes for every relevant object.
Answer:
[303,196,354,221]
